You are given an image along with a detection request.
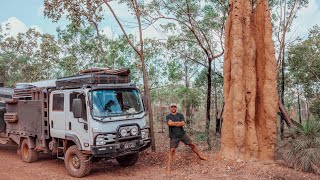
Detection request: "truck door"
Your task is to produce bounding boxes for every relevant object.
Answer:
[65,92,89,150]
[49,92,66,139]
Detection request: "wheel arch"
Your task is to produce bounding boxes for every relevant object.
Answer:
[65,134,82,150]
[18,136,36,149]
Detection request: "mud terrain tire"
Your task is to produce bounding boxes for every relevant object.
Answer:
[21,139,38,163]
[64,145,91,177]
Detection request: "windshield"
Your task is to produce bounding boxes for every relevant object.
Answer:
[90,89,143,117]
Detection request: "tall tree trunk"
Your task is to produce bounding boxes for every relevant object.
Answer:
[280,38,286,139]
[213,58,220,135]
[205,57,212,150]
[279,0,287,140]
[306,97,310,119]
[216,103,224,135]
[184,61,191,128]
[141,56,156,151]
[221,0,278,161]
[297,87,302,123]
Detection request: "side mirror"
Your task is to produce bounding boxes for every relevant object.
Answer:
[72,98,82,118]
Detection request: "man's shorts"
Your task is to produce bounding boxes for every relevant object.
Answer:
[170,134,193,148]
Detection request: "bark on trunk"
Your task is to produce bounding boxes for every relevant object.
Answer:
[306,98,310,119]
[141,56,156,151]
[184,61,191,128]
[279,102,294,128]
[298,91,302,124]
[221,0,278,161]
[205,57,212,150]
[216,103,224,135]
[213,59,220,135]
[280,39,286,139]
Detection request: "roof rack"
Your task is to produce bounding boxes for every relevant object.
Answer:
[10,68,131,96]
[79,68,130,76]
[56,68,131,89]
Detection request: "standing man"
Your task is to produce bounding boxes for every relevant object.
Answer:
[165,103,206,174]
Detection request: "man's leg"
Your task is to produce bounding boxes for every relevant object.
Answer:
[189,143,206,160]
[181,134,206,160]
[166,138,179,174]
[166,148,175,174]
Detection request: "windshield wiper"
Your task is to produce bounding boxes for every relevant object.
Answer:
[97,112,124,121]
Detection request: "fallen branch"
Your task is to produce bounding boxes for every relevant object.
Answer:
[279,101,294,128]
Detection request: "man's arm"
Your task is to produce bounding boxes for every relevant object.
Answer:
[167,120,185,127]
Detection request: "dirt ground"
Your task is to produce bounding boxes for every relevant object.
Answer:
[0,133,318,180]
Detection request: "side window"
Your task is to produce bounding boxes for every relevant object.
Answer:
[70,92,87,120]
[53,94,64,111]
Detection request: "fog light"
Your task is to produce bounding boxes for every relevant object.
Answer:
[120,128,128,137]
[96,136,105,146]
[131,127,138,136]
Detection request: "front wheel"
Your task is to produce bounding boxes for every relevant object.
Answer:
[21,139,38,163]
[116,153,139,167]
[64,145,91,177]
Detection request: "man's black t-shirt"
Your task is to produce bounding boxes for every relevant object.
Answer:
[165,113,185,139]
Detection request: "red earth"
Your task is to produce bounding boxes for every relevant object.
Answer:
[0,133,318,180]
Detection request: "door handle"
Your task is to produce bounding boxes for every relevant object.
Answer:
[69,122,71,130]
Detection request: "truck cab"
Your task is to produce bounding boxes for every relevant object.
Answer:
[49,85,151,156]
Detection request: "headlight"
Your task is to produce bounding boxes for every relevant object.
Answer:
[141,129,149,139]
[96,136,105,146]
[130,127,138,136]
[120,128,128,137]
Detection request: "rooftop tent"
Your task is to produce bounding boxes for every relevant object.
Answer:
[13,79,56,99]
[0,87,13,98]
[15,79,56,89]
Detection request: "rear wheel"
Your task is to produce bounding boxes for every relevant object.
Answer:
[64,145,91,177]
[116,153,139,167]
[21,139,38,163]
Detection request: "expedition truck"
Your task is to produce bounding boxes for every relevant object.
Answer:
[0,68,151,177]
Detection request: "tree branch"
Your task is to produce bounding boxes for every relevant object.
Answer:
[277,0,297,63]
[103,0,141,57]
[132,0,144,57]
[186,0,213,57]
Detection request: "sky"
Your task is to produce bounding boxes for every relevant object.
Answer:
[0,0,319,40]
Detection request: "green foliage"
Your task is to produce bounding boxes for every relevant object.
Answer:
[295,120,320,137]
[281,136,320,175]
[194,68,223,89]
[310,98,320,119]
[177,86,201,108]
[279,120,320,175]
[284,25,319,123]
[287,25,320,98]
[56,24,106,76]
[0,28,61,86]
[44,0,104,31]
[195,132,206,142]
[167,61,183,82]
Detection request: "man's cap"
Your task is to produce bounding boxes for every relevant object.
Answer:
[170,103,177,107]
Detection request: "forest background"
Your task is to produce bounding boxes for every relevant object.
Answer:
[0,0,319,154]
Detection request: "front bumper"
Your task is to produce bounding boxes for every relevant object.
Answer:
[91,139,151,158]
